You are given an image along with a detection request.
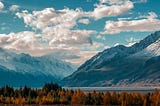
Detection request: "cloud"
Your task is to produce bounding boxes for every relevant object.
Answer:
[100,0,147,4]
[134,0,147,3]
[0,30,100,65]
[99,0,127,4]
[125,37,140,47]
[48,29,95,46]
[0,2,4,11]
[0,26,9,31]
[96,35,105,40]
[126,42,136,47]
[78,18,90,24]
[0,31,40,51]
[16,8,96,47]
[103,12,160,34]
[88,0,133,19]
[104,45,110,49]
[9,5,20,11]
[139,12,157,19]
[16,8,83,30]
[65,51,98,65]
[125,37,139,43]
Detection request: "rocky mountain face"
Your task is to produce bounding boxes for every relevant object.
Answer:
[61,31,160,87]
[0,49,74,87]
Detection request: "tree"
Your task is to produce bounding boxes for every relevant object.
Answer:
[103,91,111,105]
[42,82,62,93]
[85,92,93,105]
[71,89,85,105]
[112,91,119,105]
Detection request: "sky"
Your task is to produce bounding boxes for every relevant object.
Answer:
[0,0,160,66]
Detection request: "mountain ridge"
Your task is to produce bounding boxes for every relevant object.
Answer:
[0,48,75,87]
[61,31,160,87]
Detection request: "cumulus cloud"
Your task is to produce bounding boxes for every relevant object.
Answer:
[0,2,4,11]
[9,5,20,11]
[103,12,160,34]
[16,8,96,47]
[78,18,90,24]
[88,0,133,19]
[0,31,76,56]
[16,8,83,30]
[0,31,40,51]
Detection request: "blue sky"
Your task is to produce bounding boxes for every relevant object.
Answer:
[0,0,160,65]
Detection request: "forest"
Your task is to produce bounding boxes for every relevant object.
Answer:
[0,83,160,106]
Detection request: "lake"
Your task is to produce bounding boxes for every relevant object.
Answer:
[63,87,160,93]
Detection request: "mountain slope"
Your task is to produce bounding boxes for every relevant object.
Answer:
[62,31,160,87]
[0,49,74,87]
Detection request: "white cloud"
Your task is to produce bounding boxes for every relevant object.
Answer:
[0,31,75,56]
[126,42,136,47]
[78,18,90,24]
[16,8,96,47]
[104,45,110,49]
[100,0,147,4]
[103,12,160,34]
[48,29,95,46]
[99,0,127,4]
[16,8,83,30]
[65,51,98,65]
[139,0,147,3]
[0,26,9,31]
[0,31,40,51]
[89,0,133,19]
[9,5,20,11]
[125,37,140,47]
[96,35,105,40]
[126,37,139,43]
[139,12,157,19]
[134,0,147,3]
[0,2,4,11]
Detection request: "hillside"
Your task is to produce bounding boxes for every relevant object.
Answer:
[62,31,160,87]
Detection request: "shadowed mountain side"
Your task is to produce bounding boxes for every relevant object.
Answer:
[61,31,160,87]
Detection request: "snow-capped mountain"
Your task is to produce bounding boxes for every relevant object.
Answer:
[0,49,74,87]
[62,31,160,87]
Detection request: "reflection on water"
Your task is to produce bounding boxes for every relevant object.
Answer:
[63,87,160,93]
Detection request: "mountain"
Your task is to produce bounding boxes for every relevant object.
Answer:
[61,31,160,87]
[0,49,74,87]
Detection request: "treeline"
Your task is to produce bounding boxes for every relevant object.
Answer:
[0,83,160,106]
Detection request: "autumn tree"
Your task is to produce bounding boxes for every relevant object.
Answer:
[103,91,112,105]
[71,89,85,105]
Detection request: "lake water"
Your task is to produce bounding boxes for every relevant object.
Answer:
[63,87,160,93]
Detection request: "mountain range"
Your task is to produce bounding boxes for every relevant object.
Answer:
[61,31,160,87]
[0,49,74,87]
[0,31,160,87]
